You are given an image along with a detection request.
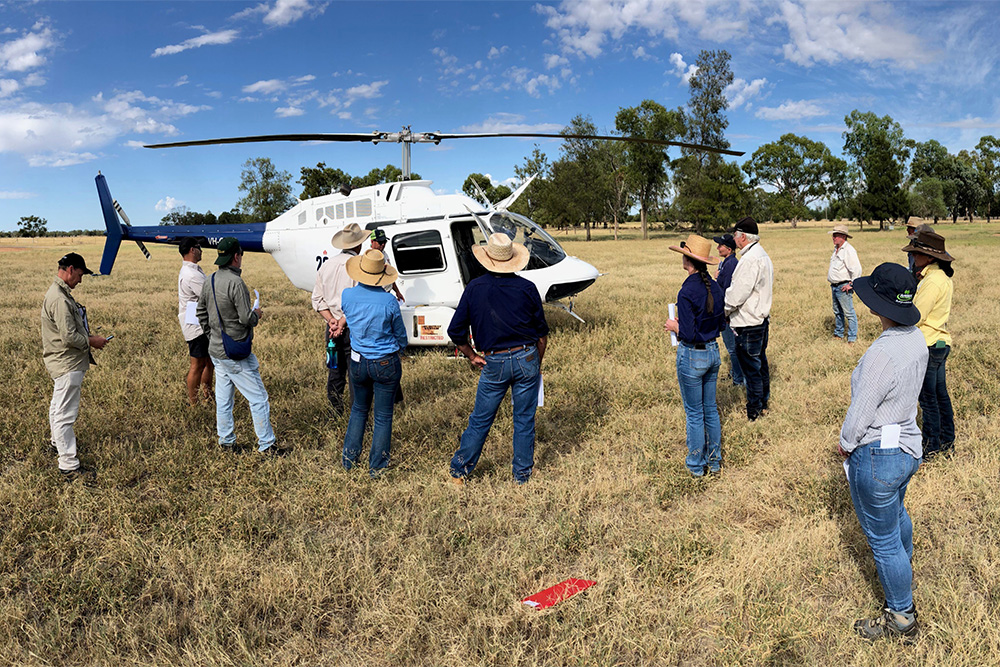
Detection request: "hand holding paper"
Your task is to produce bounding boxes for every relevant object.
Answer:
[667,303,678,347]
[252,289,260,311]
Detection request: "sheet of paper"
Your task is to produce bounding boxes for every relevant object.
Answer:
[667,303,678,347]
[350,350,361,363]
[843,458,850,481]
[537,375,544,407]
[880,423,901,449]
[252,289,260,310]
[184,301,199,325]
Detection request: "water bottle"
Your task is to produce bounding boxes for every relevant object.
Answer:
[326,337,337,369]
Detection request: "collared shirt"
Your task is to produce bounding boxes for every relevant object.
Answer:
[41,277,94,379]
[914,262,953,347]
[311,250,357,320]
[828,241,862,284]
[840,325,928,458]
[342,284,408,358]
[716,253,738,293]
[178,260,207,341]
[196,266,259,360]
[677,273,725,344]
[724,241,773,327]
[448,273,549,352]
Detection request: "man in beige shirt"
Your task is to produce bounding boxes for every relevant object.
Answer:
[41,253,108,482]
[827,224,863,343]
[312,222,366,415]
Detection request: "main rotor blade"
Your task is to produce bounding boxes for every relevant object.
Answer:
[431,132,744,157]
[144,133,385,149]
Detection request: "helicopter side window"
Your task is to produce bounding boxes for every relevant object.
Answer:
[315,208,324,222]
[345,202,355,218]
[336,203,344,219]
[392,230,446,275]
[325,206,336,219]
[356,199,372,217]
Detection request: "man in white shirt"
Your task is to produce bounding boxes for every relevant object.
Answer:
[312,222,365,416]
[827,224,863,344]
[178,237,213,405]
[724,217,774,421]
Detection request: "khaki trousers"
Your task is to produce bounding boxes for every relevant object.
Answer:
[49,370,86,471]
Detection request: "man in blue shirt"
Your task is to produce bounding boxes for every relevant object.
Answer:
[713,233,744,387]
[341,249,409,477]
[448,233,549,485]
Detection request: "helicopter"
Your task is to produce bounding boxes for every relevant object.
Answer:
[95,127,743,346]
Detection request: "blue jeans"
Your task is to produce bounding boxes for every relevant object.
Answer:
[720,324,744,386]
[676,342,722,475]
[211,354,276,451]
[920,345,954,454]
[451,345,540,483]
[832,285,858,342]
[847,442,921,612]
[733,318,770,420]
[343,352,402,475]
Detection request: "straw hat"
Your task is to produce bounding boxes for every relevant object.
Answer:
[901,228,955,262]
[346,249,399,287]
[828,224,853,238]
[472,233,530,273]
[669,234,718,265]
[331,222,368,250]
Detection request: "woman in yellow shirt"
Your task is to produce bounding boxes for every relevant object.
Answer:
[902,229,955,459]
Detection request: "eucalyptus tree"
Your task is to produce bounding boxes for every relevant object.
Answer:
[842,110,913,229]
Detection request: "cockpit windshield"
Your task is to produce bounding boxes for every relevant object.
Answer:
[484,211,566,270]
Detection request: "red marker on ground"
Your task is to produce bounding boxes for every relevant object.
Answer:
[522,578,596,610]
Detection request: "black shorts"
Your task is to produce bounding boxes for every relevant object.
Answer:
[187,334,210,359]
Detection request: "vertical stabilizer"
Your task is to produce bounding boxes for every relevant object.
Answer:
[95,173,124,276]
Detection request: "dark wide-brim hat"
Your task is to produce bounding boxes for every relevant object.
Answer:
[853,262,920,326]
[901,228,955,262]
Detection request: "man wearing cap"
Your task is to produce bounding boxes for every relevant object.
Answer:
[340,249,408,476]
[724,216,774,421]
[312,222,365,415]
[41,252,108,481]
[197,237,282,455]
[448,233,549,485]
[178,237,213,405]
[712,233,744,387]
[828,224,863,344]
[368,228,405,302]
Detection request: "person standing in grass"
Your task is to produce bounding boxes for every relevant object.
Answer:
[41,252,108,482]
[903,228,956,460]
[448,233,548,486]
[177,237,213,405]
[664,235,725,477]
[839,262,927,643]
[712,233,744,387]
[340,249,408,477]
[724,216,774,421]
[827,224,863,344]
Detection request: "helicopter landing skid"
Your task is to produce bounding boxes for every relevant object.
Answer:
[548,299,585,324]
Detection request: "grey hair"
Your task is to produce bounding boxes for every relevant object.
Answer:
[739,231,760,244]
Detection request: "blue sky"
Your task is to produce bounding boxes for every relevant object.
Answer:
[2,0,1000,231]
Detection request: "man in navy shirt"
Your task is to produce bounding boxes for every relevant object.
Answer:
[448,233,549,485]
[713,233,744,387]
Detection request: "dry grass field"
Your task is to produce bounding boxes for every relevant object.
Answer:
[1,220,999,666]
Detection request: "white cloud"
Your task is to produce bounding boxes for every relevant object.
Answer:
[173,75,189,87]
[335,110,352,120]
[633,46,656,61]
[0,78,19,97]
[28,152,98,168]
[155,196,184,212]
[243,79,286,94]
[431,47,458,67]
[725,77,767,108]
[755,99,828,121]
[544,53,569,69]
[152,29,239,58]
[264,0,323,27]
[458,113,563,134]
[668,52,697,85]
[344,80,388,106]
[124,140,145,148]
[0,190,36,199]
[916,117,1000,130]
[275,106,305,117]
[0,25,56,72]
[293,74,316,83]
[487,45,508,59]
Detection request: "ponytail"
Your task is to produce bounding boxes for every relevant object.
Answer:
[940,260,954,278]
[692,259,714,312]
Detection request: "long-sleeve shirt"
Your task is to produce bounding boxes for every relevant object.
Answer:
[716,254,738,293]
[913,263,953,347]
[197,266,259,360]
[828,241,862,284]
[448,273,549,352]
[311,251,357,320]
[724,242,773,327]
[178,260,206,341]
[839,325,928,458]
[41,277,94,379]
[677,273,725,344]
[342,284,408,358]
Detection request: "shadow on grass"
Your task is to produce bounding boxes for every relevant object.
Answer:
[824,464,885,604]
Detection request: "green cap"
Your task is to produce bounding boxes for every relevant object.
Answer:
[215,237,242,265]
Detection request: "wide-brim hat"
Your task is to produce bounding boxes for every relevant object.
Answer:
[215,237,242,265]
[346,249,399,287]
[472,233,530,273]
[828,224,853,239]
[331,222,368,250]
[853,262,920,326]
[669,234,718,265]
[901,228,955,262]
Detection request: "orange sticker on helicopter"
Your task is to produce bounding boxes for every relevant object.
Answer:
[419,324,444,341]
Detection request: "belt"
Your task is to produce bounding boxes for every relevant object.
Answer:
[832,280,851,287]
[680,340,716,350]
[483,344,532,356]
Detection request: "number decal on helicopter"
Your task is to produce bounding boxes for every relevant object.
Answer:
[315,255,329,272]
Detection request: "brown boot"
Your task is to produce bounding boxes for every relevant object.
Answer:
[854,607,918,644]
